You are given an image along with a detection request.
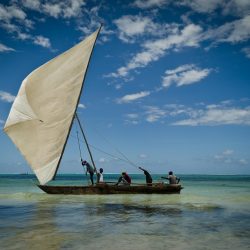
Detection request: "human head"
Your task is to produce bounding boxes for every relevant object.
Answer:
[100,168,103,173]
[169,171,173,175]
[82,160,87,164]
[122,172,126,176]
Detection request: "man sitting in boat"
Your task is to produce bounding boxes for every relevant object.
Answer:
[115,172,131,186]
[162,171,180,184]
[81,159,95,185]
[139,167,152,186]
[97,168,104,183]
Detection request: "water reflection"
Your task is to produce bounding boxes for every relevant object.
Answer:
[0,201,67,250]
[1,193,250,250]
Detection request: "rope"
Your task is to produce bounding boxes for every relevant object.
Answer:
[70,133,138,167]
[89,144,134,165]
[90,126,140,169]
[76,131,82,159]
[74,123,88,179]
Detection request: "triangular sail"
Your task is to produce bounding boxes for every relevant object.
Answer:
[4,28,100,185]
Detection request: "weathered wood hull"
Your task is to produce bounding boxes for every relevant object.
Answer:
[37,183,183,195]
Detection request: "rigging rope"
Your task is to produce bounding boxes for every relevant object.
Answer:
[74,124,88,177]
[72,115,141,171]
[70,133,139,168]
[90,126,140,169]
[76,131,82,159]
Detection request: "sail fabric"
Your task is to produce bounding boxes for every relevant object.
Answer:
[4,28,100,185]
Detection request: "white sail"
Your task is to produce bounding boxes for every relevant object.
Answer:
[4,28,100,185]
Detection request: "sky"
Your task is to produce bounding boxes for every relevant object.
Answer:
[0,0,250,175]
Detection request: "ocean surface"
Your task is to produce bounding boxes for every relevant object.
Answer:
[0,174,250,250]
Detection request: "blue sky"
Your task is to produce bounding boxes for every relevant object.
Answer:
[0,0,250,175]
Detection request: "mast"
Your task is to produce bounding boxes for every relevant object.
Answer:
[52,25,102,180]
[75,113,96,170]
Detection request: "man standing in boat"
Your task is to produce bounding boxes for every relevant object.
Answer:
[139,167,152,186]
[115,172,131,186]
[81,159,95,185]
[97,168,104,183]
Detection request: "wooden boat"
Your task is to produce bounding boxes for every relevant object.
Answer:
[37,183,183,195]
[4,25,183,194]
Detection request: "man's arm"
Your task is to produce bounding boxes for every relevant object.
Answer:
[161,176,168,180]
[139,167,145,171]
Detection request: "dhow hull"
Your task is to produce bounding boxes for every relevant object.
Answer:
[37,183,183,195]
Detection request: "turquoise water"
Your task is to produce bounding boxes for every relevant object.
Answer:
[0,174,250,250]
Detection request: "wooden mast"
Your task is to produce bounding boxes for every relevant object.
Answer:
[75,113,96,170]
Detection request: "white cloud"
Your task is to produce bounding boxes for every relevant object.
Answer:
[178,0,250,17]
[43,3,61,18]
[0,43,15,52]
[78,103,86,109]
[242,47,250,58]
[239,159,248,165]
[0,3,33,33]
[178,0,222,13]
[109,6,250,82]
[114,15,160,43]
[62,0,85,18]
[1,1,103,49]
[133,0,169,9]
[138,153,147,158]
[129,100,250,126]
[162,64,211,88]
[17,32,31,40]
[165,64,194,75]
[214,149,234,162]
[144,106,166,122]
[22,0,104,42]
[27,1,106,44]
[126,120,139,125]
[78,6,102,33]
[222,0,250,17]
[223,149,234,155]
[126,113,139,119]
[0,3,54,49]
[204,15,250,45]
[214,149,249,166]
[117,91,150,104]
[144,23,203,51]
[0,4,27,21]
[220,15,250,43]
[125,113,140,125]
[22,0,86,19]
[33,35,51,48]
[99,157,107,163]
[22,0,41,10]
[0,91,15,103]
[173,106,250,126]
[108,23,203,79]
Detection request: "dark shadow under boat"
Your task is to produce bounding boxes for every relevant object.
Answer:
[37,183,183,195]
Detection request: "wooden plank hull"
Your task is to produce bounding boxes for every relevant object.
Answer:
[37,183,183,195]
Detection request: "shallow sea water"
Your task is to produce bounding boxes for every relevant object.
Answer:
[0,174,250,250]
